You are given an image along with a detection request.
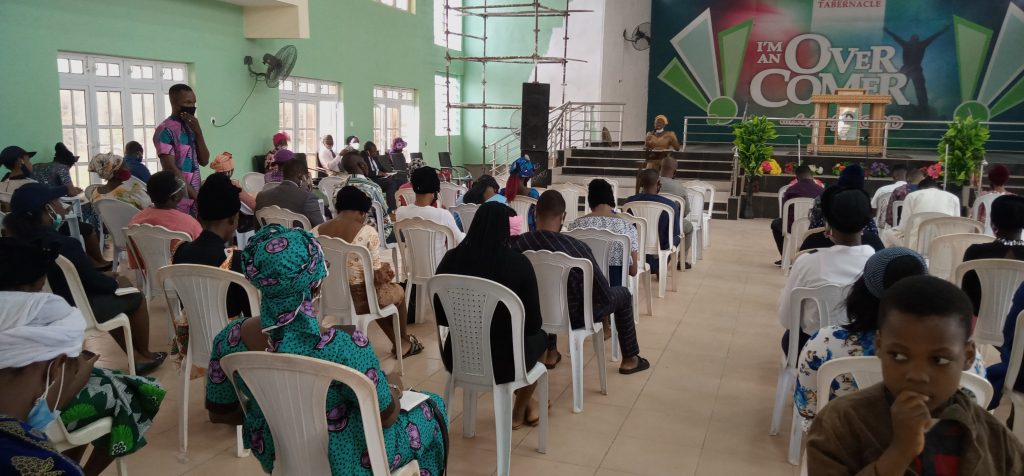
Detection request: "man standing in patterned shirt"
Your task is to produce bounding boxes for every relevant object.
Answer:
[154,83,209,216]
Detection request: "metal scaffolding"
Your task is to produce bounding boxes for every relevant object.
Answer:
[442,0,587,166]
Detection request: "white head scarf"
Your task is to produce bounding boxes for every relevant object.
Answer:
[0,292,85,369]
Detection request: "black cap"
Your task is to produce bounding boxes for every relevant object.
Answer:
[0,146,35,168]
[411,166,441,194]
[10,182,66,217]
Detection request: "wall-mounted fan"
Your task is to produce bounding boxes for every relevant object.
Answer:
[245,45,298,88]
[624,22,652,51]
[509,109,522,137]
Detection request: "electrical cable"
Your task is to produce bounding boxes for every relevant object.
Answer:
[212,78,258,128]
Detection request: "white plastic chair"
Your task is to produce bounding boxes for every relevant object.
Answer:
[450,203,479,233]
[242,172,265,195]
[236,202,255,250]
[954,259,1024,346]
[777,183,792,217]
[771,284,847,465]
[45,416,128,475]
[396,187,416,208]
[901,211,951,249]
[255,205,311,230]
[218,352,423,476]
[316,235,405,375]
[566,227,632,360]
[780,198,816,275]
[928,233,994,282]
[913,216,984,257]
[624,201,677,297]
[317,176,348,215]
[972,192,1005,236]
[523,250,608,412]
[155,264,260,462]
[60,196,85,248]
[509,196,537,225]
[874,191,892,229]
[427,274,549,476]
[370,200,402,281]
[126,224,193,299]
[549,183,586,225]
[783,217,812,277]
[53,255,137,375]
[94,198,140,271]
[683,180,715,249]
[893,200,906,227]
[395,217,456,324]
[619,213,653,317]
[682,188,706,261]
[439,181,467,209]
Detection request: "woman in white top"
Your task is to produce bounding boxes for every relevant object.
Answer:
[87,152,151,210]
[567,178,638,287]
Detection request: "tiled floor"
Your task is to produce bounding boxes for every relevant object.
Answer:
[91,218,805,475]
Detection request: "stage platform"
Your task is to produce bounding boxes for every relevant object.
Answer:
[552,142,1024,220]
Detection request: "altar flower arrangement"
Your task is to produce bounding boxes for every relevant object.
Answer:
[869,161,890,178]
[925,162,944,180]
[832,161,848,176]
[761,158,782,175]
[784,161,796,174]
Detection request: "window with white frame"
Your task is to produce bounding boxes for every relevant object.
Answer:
[57,52,187,185]
[434,74,460,136]
[434,0,462,50]
[376,0,412,12]
[373,86,418,155]
[278,77,342,170]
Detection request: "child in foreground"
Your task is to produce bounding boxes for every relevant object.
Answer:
[806,275,1024,475]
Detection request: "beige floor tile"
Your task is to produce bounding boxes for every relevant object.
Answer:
[694,449,798,476]
[599,435,701,476]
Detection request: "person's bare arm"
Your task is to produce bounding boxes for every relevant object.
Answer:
[629,250,639,277]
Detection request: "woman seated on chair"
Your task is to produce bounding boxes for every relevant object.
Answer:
[566,178,639,287]
[962,195,1024,315]
[0,238,166,476]
[3,183,166,375]
[460,174,522,235]
[205,225,448,475]
[87,152,151,211]
[126,171,202,269]
[434,202,548,429]
[794,247,986,426]
[799,164,884,252]
[316,185,423,358]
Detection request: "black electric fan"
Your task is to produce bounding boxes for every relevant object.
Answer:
[624,22,652,51]
[245,45,298,88]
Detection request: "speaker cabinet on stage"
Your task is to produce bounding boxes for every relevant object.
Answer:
[521,82,550,153]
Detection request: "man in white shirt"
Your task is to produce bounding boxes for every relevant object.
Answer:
[879,178,960,247]
[396,166,465,260]
[318,135,339,172]
[778,188,876,354]
[870,163,907,211]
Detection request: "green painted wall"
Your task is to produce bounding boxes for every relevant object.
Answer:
[0,0,466,173]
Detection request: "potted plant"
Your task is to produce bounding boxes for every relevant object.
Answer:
[733,116,778,218]
[937,116,989,200]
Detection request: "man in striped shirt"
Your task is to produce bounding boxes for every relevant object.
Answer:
[510,190,650,374]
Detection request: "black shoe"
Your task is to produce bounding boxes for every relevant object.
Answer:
[685,263,692,270]
[135,352,167,376]
[774,260,782,267]
[619,356,651,375]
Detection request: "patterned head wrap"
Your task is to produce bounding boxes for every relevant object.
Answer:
[241,225,327,335]
[272,131,290,146]
[390,137,407,152]
[863,247,926,298]
[509,156,534,178]
[88,152,124,180]
[211,152,234,172]
[407,157,425,175]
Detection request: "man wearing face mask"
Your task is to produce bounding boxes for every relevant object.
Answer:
[1,145,81,198]
[154,83,210,217]
[0,291,89,475]
[254,158,325,227]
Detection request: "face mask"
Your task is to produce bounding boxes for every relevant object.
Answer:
[26,360,65,431]
[351,142,360,150]
[47,205,64,231]
[114,169,132,181]
[180,105,197,116]
[655,128,664,134]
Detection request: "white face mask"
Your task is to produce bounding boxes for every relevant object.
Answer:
[655,128,664,134]
[351,142,360,150]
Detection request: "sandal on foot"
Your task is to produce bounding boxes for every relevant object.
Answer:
[135,352,168,376]
[619,356,651,375]
[401,335,424,358]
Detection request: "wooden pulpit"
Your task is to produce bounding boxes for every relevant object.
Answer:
[808,88,891,155]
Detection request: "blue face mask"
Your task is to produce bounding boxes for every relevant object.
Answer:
[47,205,64,231]
[26,360,65,431]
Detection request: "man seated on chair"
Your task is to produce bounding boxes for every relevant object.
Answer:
[778,187,875,356]
[510,190,651,375]
[173,173,251,319]
[623,169,684,274]
[880,177,960,248]
[362,141,402,212]
[807,275,1024,474]
[883,167,925,228]
[771,165,824,266]
[871,163,907,215]
[656,156,694,267]
[341,151,394,242]
[395,165,465,259]
[254,158,325,228]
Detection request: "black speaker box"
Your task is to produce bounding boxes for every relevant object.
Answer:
[520,82,550,153]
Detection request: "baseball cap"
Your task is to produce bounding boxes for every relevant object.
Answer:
[0,146,36,168]
[10,183,67,217]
